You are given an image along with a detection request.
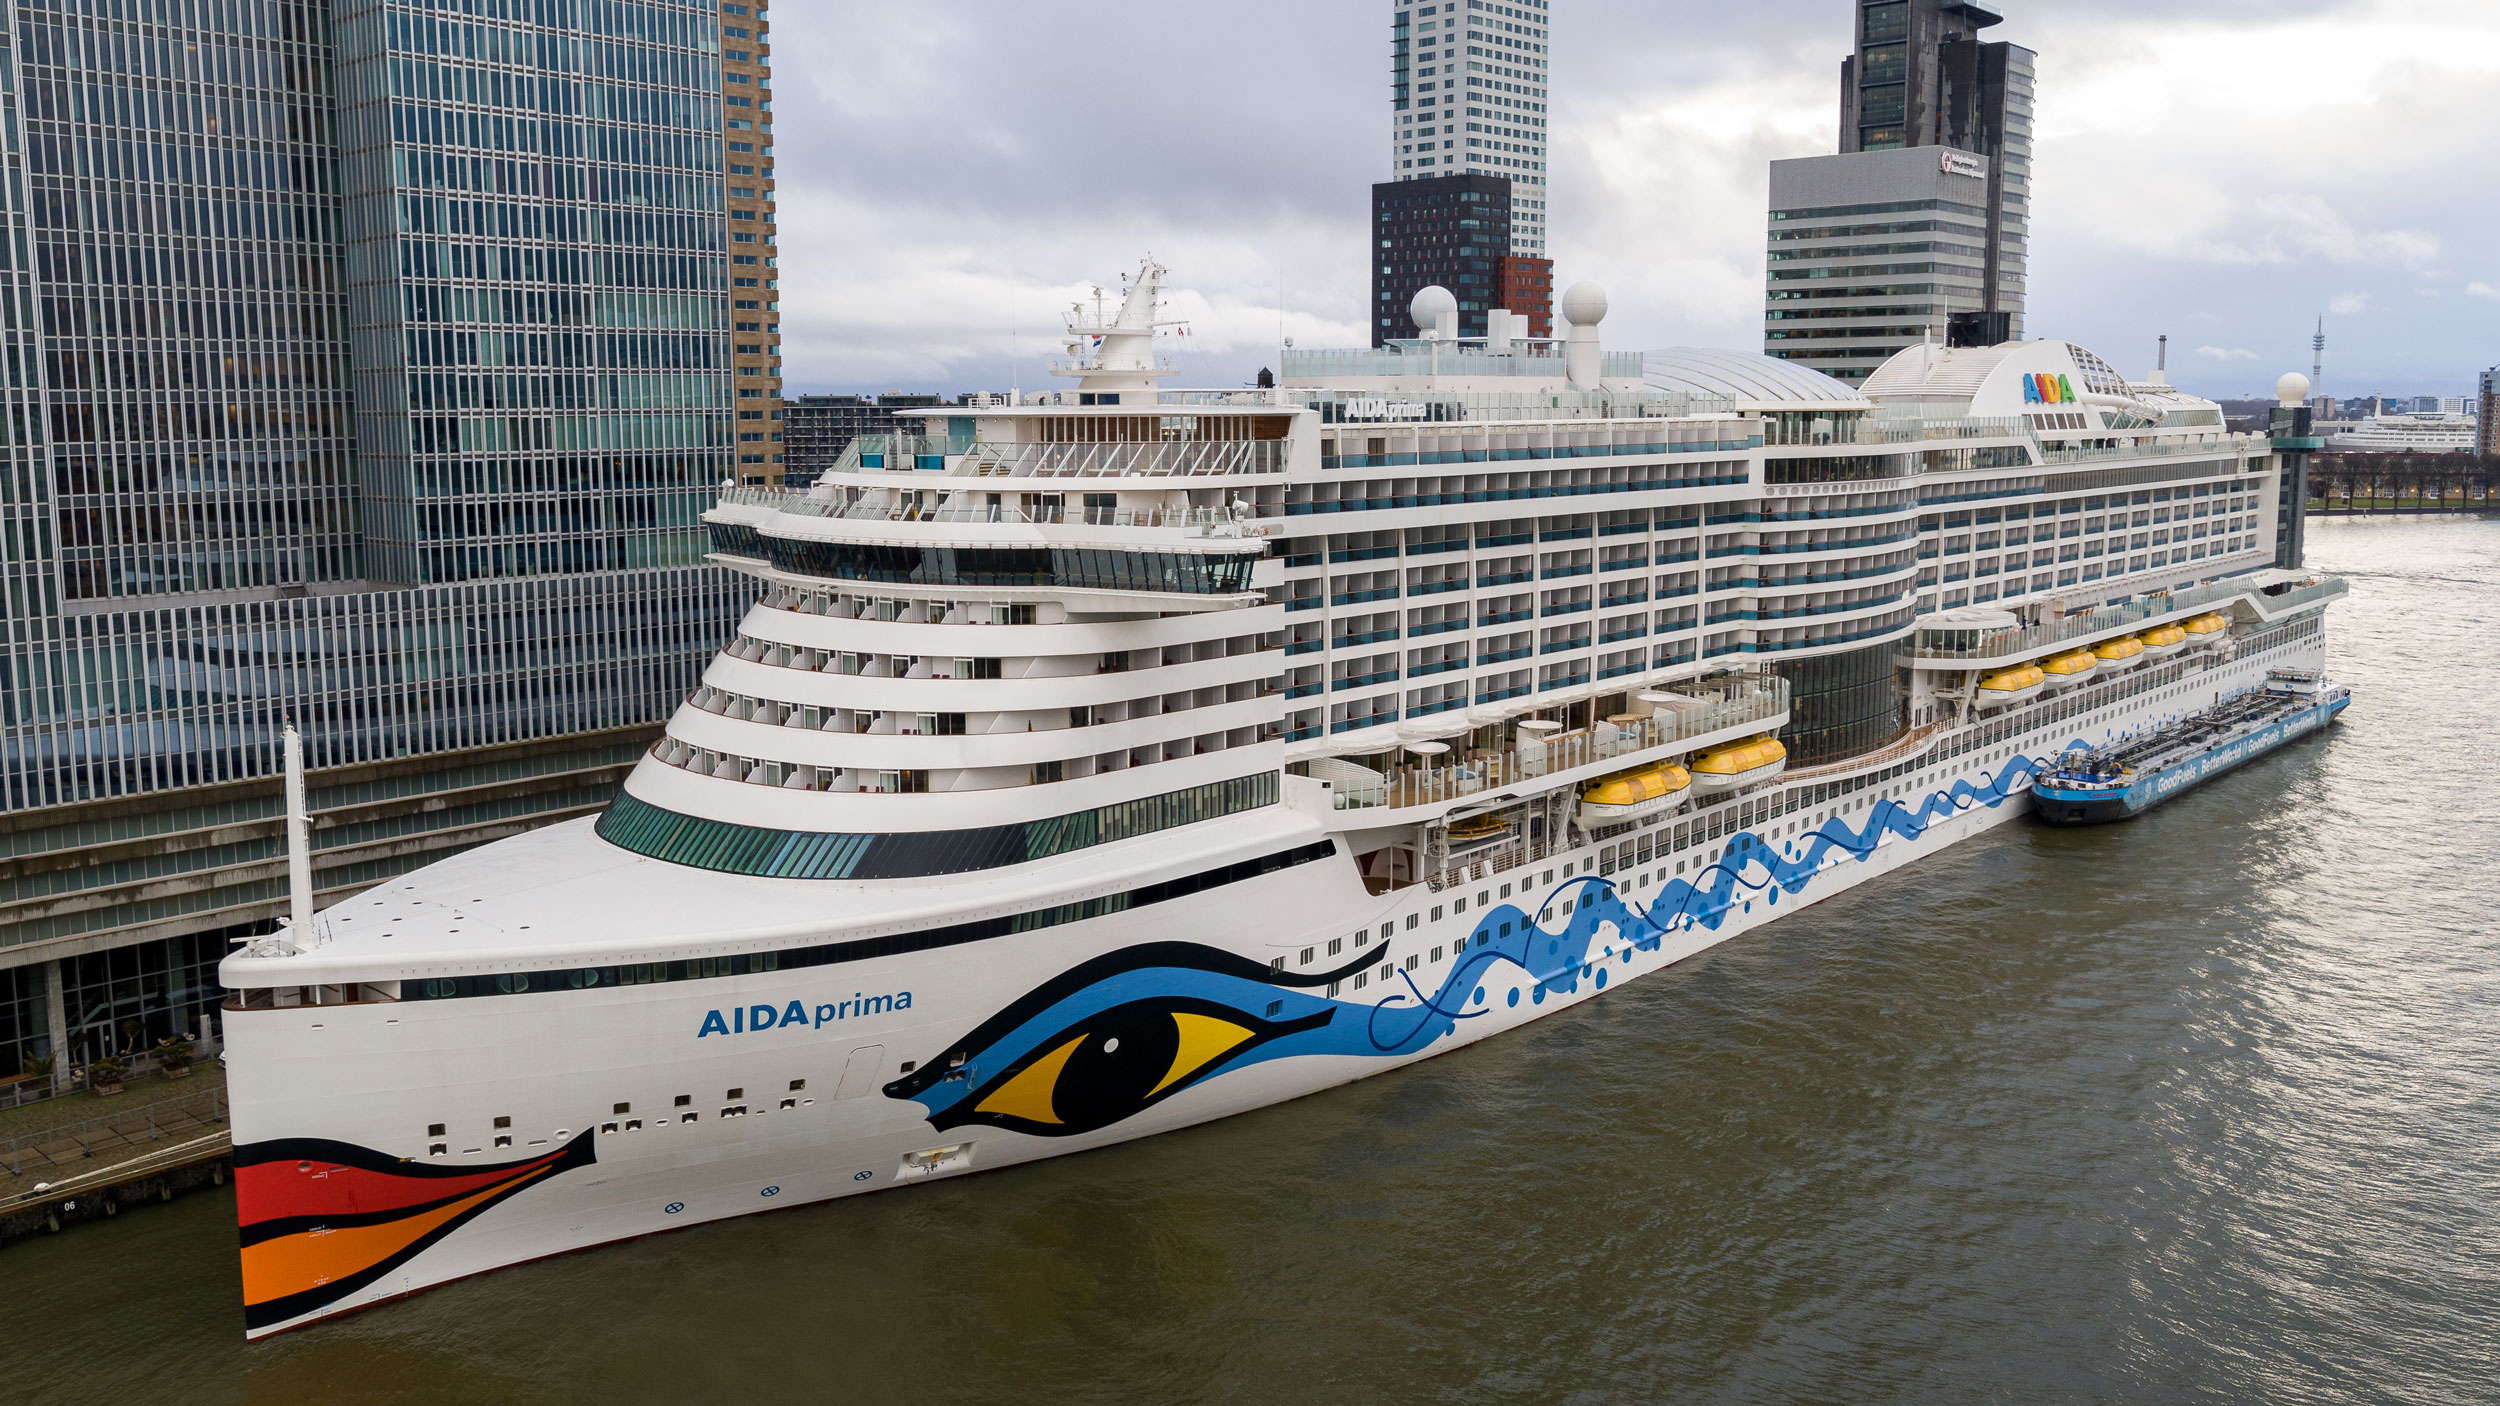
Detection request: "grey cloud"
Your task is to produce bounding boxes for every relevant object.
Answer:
[773,0,2500,398]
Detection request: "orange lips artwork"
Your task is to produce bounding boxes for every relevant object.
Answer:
[236,1130,595,1334]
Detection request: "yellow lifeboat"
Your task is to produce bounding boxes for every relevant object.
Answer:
[1974,663,2046,711]
[2092,634,2147,672]
[2138,622,2189,660]
[1447,812,1514,848]
[2182,612,2229,648]
[1577,763,1693,827]
[1690,736,1788,794]
[2037,648,2099,690]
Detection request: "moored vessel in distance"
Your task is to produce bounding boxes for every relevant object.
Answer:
[2031,670,2352,826]
[216,263,2350,1338]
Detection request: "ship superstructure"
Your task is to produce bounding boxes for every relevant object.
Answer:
[217,263,2345,1337]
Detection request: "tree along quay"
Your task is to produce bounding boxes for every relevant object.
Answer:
[2306,453,2500,514]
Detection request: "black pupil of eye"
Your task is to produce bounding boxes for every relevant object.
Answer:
[1046,1004,1191,1130]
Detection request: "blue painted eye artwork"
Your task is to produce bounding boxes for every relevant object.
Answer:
[886,764,2052,1139]
[883,942,1374,1138]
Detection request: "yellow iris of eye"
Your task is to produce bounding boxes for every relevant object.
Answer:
[1148,1013,1255,1099]
[973,1032,1087,1126]
[970,1012,1260,1127]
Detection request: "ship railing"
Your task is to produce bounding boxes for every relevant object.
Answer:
[951,439,1290,479]
[1326,678,1790,812]
[2033,433,2269,466]
[1425,836,1562,892]
[1776,723,1942,785]
[715,487,1278,534]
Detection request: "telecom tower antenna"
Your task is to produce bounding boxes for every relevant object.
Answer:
[2312,318,2326,404]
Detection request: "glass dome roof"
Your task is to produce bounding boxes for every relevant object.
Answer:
[1640,349,1868,409]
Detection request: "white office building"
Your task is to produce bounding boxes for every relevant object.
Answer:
[1390,0,1551,257]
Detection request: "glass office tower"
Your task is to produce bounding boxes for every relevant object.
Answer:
[0,0,762,1095]
[1764,0,2033,385]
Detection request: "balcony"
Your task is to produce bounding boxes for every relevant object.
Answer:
[1906,574,2348,664]
[1332,627,1401,648]
[1331,587,1401,607]
[1324,676,1790,812]
[1333,670,1398,692]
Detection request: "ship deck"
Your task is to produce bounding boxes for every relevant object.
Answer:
[223,803,1334,987]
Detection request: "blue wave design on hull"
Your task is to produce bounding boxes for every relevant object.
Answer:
[897,747,2071,1129]
[1360,748,2064,1055]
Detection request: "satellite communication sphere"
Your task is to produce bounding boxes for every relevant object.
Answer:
[2275,371,2312,407]
[1560,282,1609,328]
[1410,285,1459,334]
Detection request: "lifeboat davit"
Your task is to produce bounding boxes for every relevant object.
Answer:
[2037,648,2099,690]
[2138,623,2188,660]
[1690,736,1788,794]
[1974,663,2046,711]
[2092,634,2147,671]
[1578,763,1693,828]
[2182,612,2230,649]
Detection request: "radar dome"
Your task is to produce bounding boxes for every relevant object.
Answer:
[1560,282,1609,328]
[2276,371,2312,407]
[1410,285,1459,335]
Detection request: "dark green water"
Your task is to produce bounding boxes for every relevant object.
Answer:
[7,517,2494,1405]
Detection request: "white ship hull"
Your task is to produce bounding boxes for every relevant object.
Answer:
[224,629,2324,1337]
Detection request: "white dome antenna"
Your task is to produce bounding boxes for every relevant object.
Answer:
[1561,282,1609,329]
[2277,371,2312,408]
[1411,285,1460,341]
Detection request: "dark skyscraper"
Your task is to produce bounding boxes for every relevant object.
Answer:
[1372,173,1517,345]
[1838,0,2032,336]
[0,0,766,1097]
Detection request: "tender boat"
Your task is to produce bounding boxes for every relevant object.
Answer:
[1689,736,1787,794]
[2138,623,2188,660]
[1577,763,1692,827]
[2037,648,2100,690]
[2092,634,2147,671]
[1447,811,1515,849]
[1973,663,2046,711]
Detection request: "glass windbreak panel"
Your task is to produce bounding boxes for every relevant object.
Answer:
[594,773,1283,881]
[758,537,1259,596]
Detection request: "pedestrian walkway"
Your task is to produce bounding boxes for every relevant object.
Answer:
[1,1080,229,1182]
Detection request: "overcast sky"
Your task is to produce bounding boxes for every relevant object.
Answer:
[771,0,2500,403]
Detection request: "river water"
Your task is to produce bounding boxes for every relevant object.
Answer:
[7,516,2494,1405]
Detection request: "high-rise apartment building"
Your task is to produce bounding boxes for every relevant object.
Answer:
[0,0,766,1097]
[721,2,784,485]
[1764,0,2034,385]
[1378,0,1553,344]
[2481,369,2499,458]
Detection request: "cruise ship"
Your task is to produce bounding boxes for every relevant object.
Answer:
[217,264,2346,1337]
[2323,411,2478,455]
